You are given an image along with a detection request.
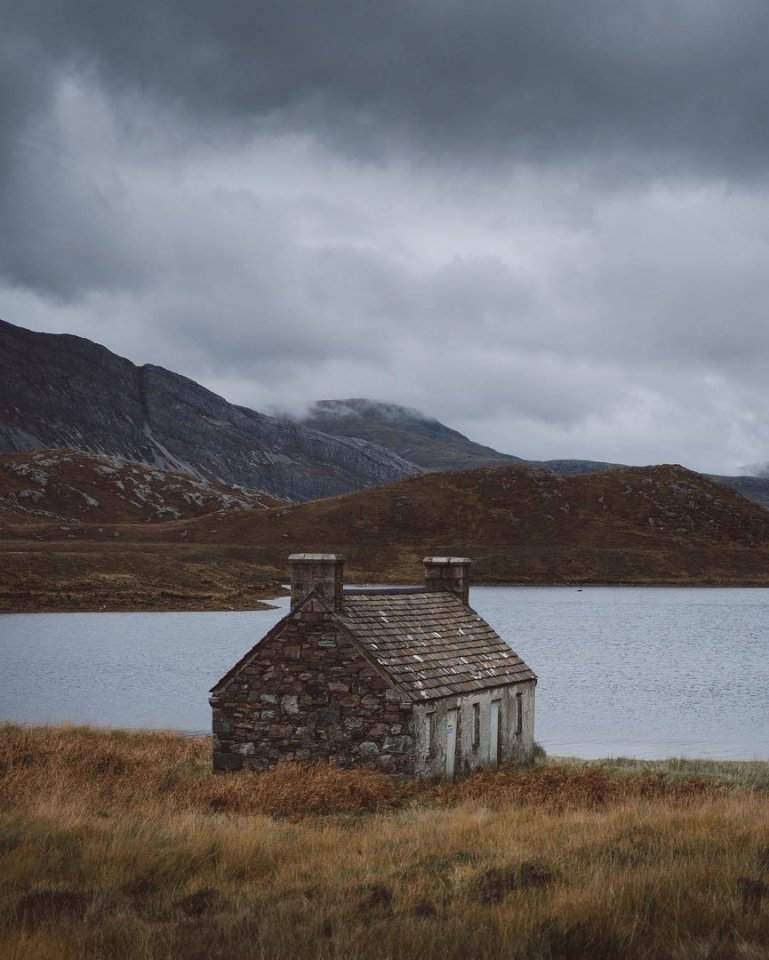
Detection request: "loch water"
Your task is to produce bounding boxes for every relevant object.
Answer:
[1,586,767,760]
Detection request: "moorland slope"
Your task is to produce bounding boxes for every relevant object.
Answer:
[4,463,769,611]
[157,461,769,584]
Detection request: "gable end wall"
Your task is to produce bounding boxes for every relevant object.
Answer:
[210,615,416,774]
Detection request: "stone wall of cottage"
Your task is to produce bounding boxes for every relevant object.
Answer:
[210,614,415,773]
[412,680,536,779]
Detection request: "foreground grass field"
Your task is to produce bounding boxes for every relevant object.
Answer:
[1,727,768,959]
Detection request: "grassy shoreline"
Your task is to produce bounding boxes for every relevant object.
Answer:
[2,726,769,959]
[4,577,769,615]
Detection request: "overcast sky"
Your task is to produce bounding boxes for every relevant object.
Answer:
[3,1,769,474]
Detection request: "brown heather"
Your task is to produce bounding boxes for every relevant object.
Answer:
[5,462,769,612]
[2,726,769,959]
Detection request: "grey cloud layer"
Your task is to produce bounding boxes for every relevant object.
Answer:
[6,1,769,173]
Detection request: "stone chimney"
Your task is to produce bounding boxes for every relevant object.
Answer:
[423,556,471,605]
[289,553,345,611]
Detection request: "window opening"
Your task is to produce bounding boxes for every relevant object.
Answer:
[472,702,481,748]
[490,700,501,767]
[515,692,523,736]
[446,709,459,779]
[426,711,437,758]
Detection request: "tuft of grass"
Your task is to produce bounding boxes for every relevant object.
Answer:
[1,725,769,959]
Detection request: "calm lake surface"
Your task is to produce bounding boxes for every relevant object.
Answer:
[1,587,767,760]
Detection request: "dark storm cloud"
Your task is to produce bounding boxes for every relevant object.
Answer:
[4,1,769,176]
[3,0,769,298]
[0,25,55,176]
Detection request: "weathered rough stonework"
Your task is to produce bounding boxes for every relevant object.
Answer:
[210,614,415,773]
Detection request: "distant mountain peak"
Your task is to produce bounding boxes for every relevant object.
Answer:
[739,461,769,479]
[309,398,439,425]
[300,397,524,471]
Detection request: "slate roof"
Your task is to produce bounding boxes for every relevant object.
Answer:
[339,591,536,701]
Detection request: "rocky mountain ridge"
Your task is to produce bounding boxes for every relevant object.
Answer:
[300,398,525,471]
[0,320,420,502]
[301,397,769,510]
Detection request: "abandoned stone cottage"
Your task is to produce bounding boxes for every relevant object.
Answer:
[209,554,536,778]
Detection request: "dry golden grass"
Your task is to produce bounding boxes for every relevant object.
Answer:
[0,546,280,612]
[2,726,769,959]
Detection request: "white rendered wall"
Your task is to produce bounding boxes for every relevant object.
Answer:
[412,680,536,779]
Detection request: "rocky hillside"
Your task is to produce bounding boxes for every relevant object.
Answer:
[0,450,281,525]
[0,320,420,502]
[299,399,625,476]
[299,399,524,471]
[302,397,769,511]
